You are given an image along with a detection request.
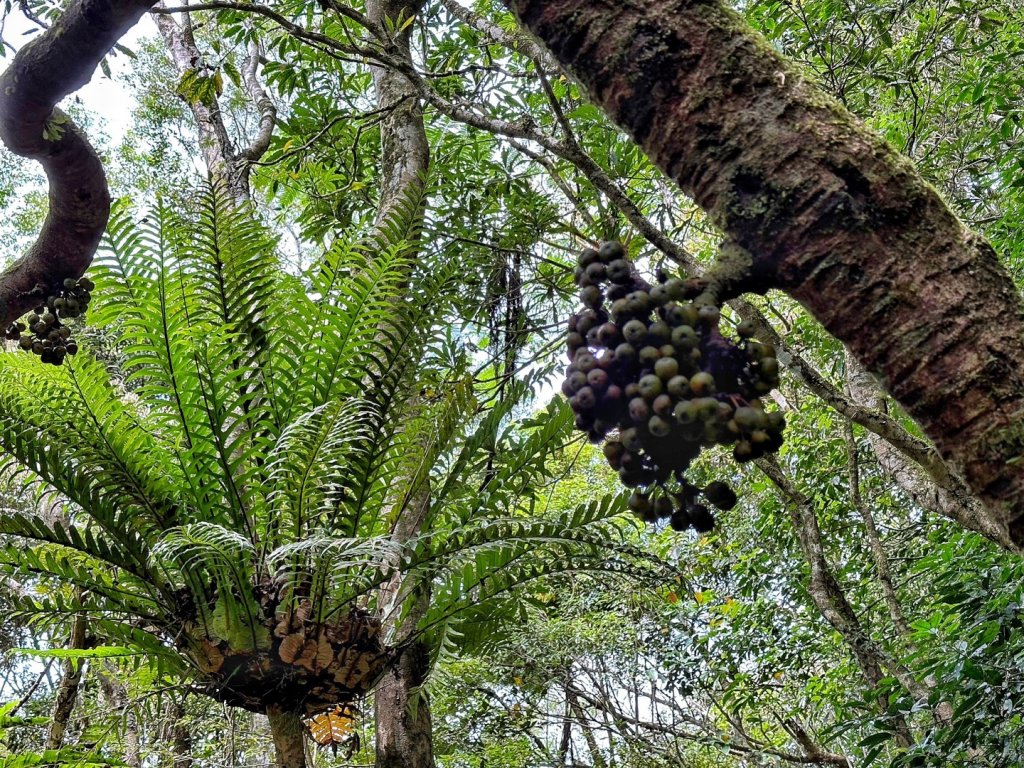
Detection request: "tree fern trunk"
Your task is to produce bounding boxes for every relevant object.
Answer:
[266,706,306,768]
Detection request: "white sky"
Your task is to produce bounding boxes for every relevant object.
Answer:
[3,13,154,143]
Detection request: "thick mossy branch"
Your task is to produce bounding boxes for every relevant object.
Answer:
[0,0,157,328]
[506,0,1024,544]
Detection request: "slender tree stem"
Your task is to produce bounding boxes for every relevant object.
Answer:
[266,706,307,768]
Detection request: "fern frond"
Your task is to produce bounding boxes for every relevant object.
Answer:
[263,398,377,545]
[152,522,255,600]
[0,541,160,612]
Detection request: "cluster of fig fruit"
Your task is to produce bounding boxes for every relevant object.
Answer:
[562,241,784,532]
[4,277,93,365]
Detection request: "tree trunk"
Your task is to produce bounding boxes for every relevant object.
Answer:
[266,706,306,768]
[153,6,275,203]
[567,689,607,768]
[844,422,913,642]
[44,612,87,750]
[845,414,956,726]
[504,0,1024,544]
[95,662,141,768]
[375,484,434,768]
[375,641,436,768]
[366,0,431,228]
[363,0,435,766]
[160,697,193,768]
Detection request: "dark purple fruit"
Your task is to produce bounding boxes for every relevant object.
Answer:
[581,285,604,308]
[578,248,600,268]
[597,322,620,346]
[607,259,632,284]
[652,394,673,416]
[598,241,625,262]
[688,503,715,532]
[574,386,597,410]
[669,508,691,531]
[587,368,610,392]
[703,481,737,511]
[652,496,674,518]
[628,398,650,423]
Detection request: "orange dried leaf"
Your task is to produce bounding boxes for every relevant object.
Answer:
[306,705,355,746]
[279,633,304,664]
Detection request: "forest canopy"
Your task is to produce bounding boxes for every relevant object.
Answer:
[0,0,1022,767]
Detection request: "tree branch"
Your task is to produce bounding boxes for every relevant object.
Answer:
[505,0,1024,544]
[238,39,278,166]
[0,0,157,328]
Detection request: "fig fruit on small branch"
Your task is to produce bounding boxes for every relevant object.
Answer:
[507,0,1024,543]
[0,0,157,330]
[563,241,784,532]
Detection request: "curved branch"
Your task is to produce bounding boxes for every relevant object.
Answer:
[0,0,157,328]
[154,5,277,201]
[238,39,277,165]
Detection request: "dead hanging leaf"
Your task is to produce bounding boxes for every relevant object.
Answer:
[305,704,356,746]
[315,636,334,671]
[332,646,352,682]
[341,655,372,688]
[296,639,319,671]
[279,633,304,664]
[196,641,224,673]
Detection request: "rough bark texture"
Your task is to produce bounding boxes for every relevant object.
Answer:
[374,488,435,768]
[505,0,1024,545]
[363,0,435,766]
[375,641,436,768]
[267,706,307,768]
[44,613,88,750]
[0,0,157,328]
[153,6,276,201]
[367,0,430,228]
